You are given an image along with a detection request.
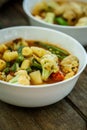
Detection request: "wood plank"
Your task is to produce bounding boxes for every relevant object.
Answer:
[0,100,86,130]
[0,0,10,7]
[67,66,87,118]
[0,0,28,28]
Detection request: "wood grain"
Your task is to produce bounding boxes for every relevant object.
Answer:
[67,66,87,117]
[0,100,86,130]
[0,0,28,28]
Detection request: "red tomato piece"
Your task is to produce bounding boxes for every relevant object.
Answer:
[51,71,64,82]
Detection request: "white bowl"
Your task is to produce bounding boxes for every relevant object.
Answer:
[23,0,87,46]
[0,26,86,107]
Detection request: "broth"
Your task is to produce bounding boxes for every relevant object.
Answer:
[0,38,79,85]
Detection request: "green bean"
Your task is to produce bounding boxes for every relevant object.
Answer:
[17,46,24,54]
[16,54,24,63]
[26,67,32,74]
[10,63,19,72]
[6,62,10,67]
[31,59,42,70]
[34,41,69,59]
[55,17,68,26]
[3,67,10,74]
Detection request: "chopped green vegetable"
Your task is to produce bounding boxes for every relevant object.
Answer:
[46,0,59,10]
[55,17,68,26]
[9,70,30,85]
[9,75,19,83]
[6,62,10,67]
[31,59,42,70]
[40,53,59,81]
[17,45,24,54]
[34,41,69,59]
[41,68,51,81]
[3,67,10,74]
[44,12,55,24]
[26,67,32,74]
[16,54,24,63]
[11,63,19,72]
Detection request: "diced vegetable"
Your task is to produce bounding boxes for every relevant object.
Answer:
[26,67,32,74]
[10,62,19,72]
[22,47,33,57]
[9,70,30,85]
[17,46,24,54]
[21,59,30,70]
[46,0,59,10]
[0,59,6,71]
[9,75,19,83]
[31,46,47,57]
[16,54,24,63]
[6,62,10,67]
[31,59,42,70]
[30,70,43,84]
[55,17,68,26]
[40,53,59,81]
[3,51,18,62]
[44,12,55,24]
[51,71,64,82]
[0,44,7,53]
[32,2,48,15]
[3,67,10,74]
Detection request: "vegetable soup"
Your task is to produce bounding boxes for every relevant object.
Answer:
[0,38,79,85]
[32,0,87,26]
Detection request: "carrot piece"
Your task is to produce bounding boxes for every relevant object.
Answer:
[51,71,64,82]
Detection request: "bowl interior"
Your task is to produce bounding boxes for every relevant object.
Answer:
[23,0,87,28]
[23,0,87,46]
[0,26,86,73]
[0,26,87,107]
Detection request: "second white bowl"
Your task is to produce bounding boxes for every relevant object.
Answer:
[23,0,87,46]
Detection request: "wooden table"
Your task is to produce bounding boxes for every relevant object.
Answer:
[0,0,87,130]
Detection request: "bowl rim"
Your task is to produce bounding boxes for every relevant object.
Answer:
[23,0,87,29]
[0,26,87,88]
